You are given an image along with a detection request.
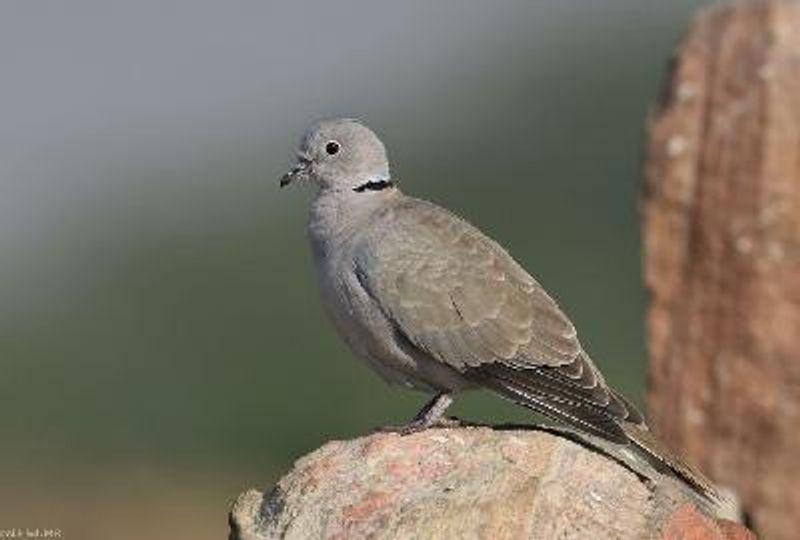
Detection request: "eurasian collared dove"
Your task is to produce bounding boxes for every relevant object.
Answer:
[280,118,719,503]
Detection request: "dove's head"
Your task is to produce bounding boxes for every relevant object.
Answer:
[280,118,393,193]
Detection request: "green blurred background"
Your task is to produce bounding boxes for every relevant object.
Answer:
[0,1,707,538]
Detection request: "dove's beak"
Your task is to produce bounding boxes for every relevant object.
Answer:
[280,156,311,188]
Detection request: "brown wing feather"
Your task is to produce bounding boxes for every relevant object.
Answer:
[356,197,643,442]
[358,198,582,367]
[468,362,628,443]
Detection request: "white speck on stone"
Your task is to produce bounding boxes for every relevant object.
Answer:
[431,435,448,444]
[735,236,754,254]
[687,404,705,427]
[667,135,688,157]
[446,434,466,446]
[588,490,603,503]
[677,82,696,101]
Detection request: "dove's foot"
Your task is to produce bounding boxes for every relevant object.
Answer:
[380,415,463,435]
[379,392,456,435]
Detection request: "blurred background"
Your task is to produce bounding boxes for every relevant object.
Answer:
[0,1,709,538]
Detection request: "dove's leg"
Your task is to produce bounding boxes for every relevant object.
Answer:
[382,392,458,435]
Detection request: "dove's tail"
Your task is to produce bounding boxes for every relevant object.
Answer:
[472,364,727,508]
[621,421,727,508]
[467,363,732,513]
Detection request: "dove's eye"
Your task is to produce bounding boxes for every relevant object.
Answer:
[325,141,341,155]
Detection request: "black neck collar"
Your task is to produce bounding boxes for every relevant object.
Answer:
[353,179,395,193]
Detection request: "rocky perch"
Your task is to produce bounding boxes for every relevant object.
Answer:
[229,427,753,539]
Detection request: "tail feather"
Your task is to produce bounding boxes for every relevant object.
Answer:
[622,423,724,505]
[467,363,729,509]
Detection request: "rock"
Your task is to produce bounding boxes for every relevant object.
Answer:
[229,427,753,540]
[641,1,800,537]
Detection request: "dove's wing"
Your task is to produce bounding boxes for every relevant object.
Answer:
[355,197,642,443]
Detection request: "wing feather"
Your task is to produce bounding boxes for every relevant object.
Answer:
[356,197,643,438]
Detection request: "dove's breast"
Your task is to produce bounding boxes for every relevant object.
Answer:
[310,233,428,389]
[306,191,471,393]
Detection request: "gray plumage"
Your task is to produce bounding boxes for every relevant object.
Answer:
[280,118,720,503]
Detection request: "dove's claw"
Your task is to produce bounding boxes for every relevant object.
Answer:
[376,392,455,435]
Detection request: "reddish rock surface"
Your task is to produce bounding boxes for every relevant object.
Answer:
[229,428,753,539]
[662,504,756,540]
